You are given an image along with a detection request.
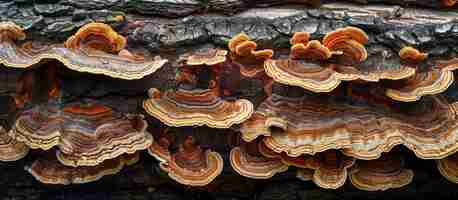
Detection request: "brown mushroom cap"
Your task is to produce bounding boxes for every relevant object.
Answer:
[228,33,273,78]
[230,142,288,179]
[64,22,126,53]
[437,153,458,184]
[159,136,223,186]
[184,48,228,66]
[322,26,368,64]
[10,100,152,167]
[399,47,428,63]
[143,88,253,128]
[386,67,456,102]
[241,93,458,160]
[350,154,414,191]
[27,153,139,185]
[0,126,29,161]
[0,21,167,80]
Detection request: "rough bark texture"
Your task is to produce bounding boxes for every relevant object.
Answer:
[1,1,458,199]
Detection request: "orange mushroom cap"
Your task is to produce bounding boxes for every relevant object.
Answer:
[65,22,126,53]
[399,46,428,63]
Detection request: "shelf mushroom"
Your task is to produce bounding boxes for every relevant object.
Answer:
[27,153,139,185]
[158,136,223,186]
[385,47,458,102]
[0,126,29,162]
[264,26,417,93]
[230,141,288,179]
[0,22,167,80]
[10,100,152,167]
[437,153,458,184]
[241,86,458,161]
[350,154,414,191]
[228,33,274,95]
[143,87,253,129]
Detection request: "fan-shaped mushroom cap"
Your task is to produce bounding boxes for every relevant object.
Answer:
[143,88,253,128]
[241,93,458,160]
[350,154,414,191]
[229,33,273,78]
[386,68,456,102]
[290,40,332,61]
[437,153,458,183]
[0,126,29,161]
[64,22,126,53]
[399,47,428,63]
[159,136,223,186]
[310,151,355,189]
[0,22,167,80]
[184,48,228,66]
[27,153,139,185]
[260,142,353,189]
[230,142,288,179]
[0,22,25,41]
[10,100,152,167]
[264,59,352,92]
[264,49,416,93]
[322,26,368,63]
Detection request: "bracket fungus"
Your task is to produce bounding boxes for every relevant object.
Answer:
[183,48,228,66]
[350,154,414,191]
[228,33,274,78]
[437,153,458,184]
[230,142,289,179]
[259,143,354,189]
[386,66,456,102]
[143,88,253,128]
[0,22,167,80]
[241,92,458,160]
[10,100,152,167]
[159,136,223,186]
[28,153,139,185]
[0,126,29,162]
[264,27,420,93]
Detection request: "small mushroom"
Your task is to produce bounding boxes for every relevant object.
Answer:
[399,46,428,63]
[230,142,288,179]
[65,22,126,53]
[159,136,223,186]
[350,154,414,191]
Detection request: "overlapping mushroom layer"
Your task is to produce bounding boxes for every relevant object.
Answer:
[350,154,414,191]
[0,22,167,80]
[0,126,29,161]
[241,92,458,160]
[149,134,223,186]
[27,153,139,185]
[263,27,458,101]
[10,100,152,167]
[143,88,253,128]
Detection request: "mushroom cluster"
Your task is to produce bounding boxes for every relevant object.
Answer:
[1,20,458,191]
[228,26,458,190]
